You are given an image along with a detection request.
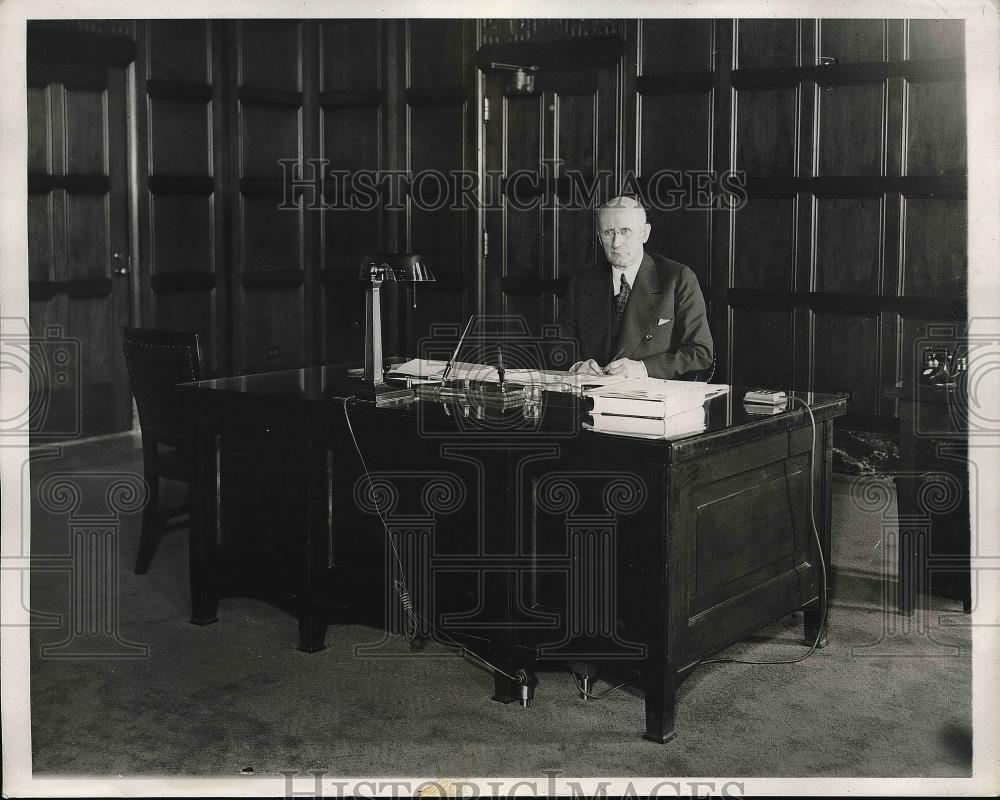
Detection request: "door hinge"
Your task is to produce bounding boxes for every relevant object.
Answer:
[482,96,490,124]
[482,228,489,259]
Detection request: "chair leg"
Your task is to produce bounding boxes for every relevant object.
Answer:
[135,475,160,575]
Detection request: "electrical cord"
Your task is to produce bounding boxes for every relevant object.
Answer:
[570,673,628,700]
[699,394,829,667]
[341,396,523,684]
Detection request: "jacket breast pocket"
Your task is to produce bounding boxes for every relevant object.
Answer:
[640,318,674,352]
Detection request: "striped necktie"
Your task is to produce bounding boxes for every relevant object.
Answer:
[615,272,630,336]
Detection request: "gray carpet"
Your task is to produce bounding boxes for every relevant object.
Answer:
[28,433,972,778]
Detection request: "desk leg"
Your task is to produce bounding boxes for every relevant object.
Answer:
[643,672,678,744]
[297,609,328,653]
[897,527,921,617]
[803,601,829,648]
[189,420,219,626]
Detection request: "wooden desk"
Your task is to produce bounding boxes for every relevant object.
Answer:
[179,367,846,743]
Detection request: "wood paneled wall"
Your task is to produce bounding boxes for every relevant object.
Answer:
[635,18,966,426]
[131,17,966,427]
[136,19,475,375]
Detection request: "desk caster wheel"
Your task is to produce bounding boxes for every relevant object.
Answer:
[515,668,538,707]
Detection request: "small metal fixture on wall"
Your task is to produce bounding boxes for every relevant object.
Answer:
[488,61,538,95]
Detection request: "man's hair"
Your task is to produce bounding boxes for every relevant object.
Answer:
[596,195,647,225]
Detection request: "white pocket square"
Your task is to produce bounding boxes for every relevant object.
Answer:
[657,318,672,326]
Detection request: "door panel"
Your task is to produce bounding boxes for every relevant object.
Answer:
[27,57,132,438]
[482,62,619,337]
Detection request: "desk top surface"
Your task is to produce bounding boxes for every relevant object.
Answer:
[180,364,847,452]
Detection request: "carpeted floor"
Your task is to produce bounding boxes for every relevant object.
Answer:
[27,433,972,778]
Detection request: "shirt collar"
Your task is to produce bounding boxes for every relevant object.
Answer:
[611,260,642,296]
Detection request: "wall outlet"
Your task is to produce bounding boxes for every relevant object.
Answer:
[266,346,280,360]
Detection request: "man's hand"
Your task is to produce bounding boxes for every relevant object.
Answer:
[604,358,648,378]
[569,359,605,376]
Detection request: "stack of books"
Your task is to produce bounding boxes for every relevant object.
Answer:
[581,378,715,439]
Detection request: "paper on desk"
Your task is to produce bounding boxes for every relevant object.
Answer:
[388,359,629,390]
[389,358,496,381]
[583,378,730,399]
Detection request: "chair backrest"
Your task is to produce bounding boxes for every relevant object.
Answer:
[122,328,203,446]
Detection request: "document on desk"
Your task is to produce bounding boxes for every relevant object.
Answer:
[388,359,629,390]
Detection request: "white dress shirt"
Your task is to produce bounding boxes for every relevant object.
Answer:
[611,261,641,297]
[609,259,647,377]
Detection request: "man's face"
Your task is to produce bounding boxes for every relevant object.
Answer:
[597,206,651,268]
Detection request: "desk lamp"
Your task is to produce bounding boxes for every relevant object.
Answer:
[359,253,435,390]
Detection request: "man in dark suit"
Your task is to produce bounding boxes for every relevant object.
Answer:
[558,196,714,379]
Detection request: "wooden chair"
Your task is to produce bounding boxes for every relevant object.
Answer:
[121,327,203,574]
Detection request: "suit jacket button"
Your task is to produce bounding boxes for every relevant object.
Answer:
[643,333,653,341]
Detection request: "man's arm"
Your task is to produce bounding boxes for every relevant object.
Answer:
[641,267,714,379]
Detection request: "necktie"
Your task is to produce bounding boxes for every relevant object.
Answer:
[615,273,630,338]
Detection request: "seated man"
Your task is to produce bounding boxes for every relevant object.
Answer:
[558,196,714,379]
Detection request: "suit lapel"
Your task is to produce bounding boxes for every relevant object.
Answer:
[580,268,613,362]
[613,253,661,361]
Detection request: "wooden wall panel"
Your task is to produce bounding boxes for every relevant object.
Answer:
[640,93,710,170]
[242,199,302,272]
[154,291,217,367]
[732,198,795,291]
[814,198,881,294]
[318,20,390,363]
[735,89,797,176]
[138,20,225,375]
[27,194,53,282]
[324,106,381,172]
[240,106,302,178]
[636,25,714,296]
[65,194,109,279]
[640,20,713,73]
[902,198,966,298]
[730,308,793,388]
[818,19,885,63]
[322,21,381,89]
[817,84,883,176]
[907,19,964,59]
[147,19,209,82]
[408,19,466,88]
[27,86,51,171]
[736,19,798,69]
[710,17,965,425]
[812,312,879,413]
[148,98,211,174]
[905,80,966,176]
[241,288,304,372]
[406,19,472,343]
[233,20,308,371]
[150,194,214,274]
[239,21,302,90]
[64,88,107,173]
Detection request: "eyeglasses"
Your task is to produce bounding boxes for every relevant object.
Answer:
[599,227,636,241]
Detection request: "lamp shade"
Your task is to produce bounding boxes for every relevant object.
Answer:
[359,253,435,282]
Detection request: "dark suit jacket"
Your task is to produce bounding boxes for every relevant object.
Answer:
[557,252,714,379]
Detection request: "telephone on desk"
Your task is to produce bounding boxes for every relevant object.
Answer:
[919,346,968,388]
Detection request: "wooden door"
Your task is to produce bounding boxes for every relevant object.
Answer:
[27,34,134,438]
[481,59,619,337]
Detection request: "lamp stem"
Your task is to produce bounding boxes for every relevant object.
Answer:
[364,280,386,387]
